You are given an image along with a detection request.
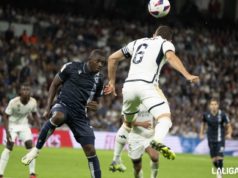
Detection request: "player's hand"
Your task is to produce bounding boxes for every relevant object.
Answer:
[199,134,204,140]
[134,121,151,129]
[87,101,99,111]
[140,120,152,129]
[6,131,12,142]
[43,109,51,120]
[104,82,117,96]
[186,75,200,83]
[225,134,232,139]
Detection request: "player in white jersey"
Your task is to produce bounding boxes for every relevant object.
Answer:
[105,25,199,160]
[109,105,159,178]
[0,83,40,178]
[128,104,159,178]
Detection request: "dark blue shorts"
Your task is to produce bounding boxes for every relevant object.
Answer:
[51,103,95,146]
[208,141,225,158]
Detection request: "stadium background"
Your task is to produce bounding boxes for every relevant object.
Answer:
[0,0,237,177]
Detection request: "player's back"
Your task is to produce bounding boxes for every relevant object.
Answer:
[125,36,169,84]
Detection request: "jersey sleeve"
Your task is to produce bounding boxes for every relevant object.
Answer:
[222,112,230,124]
[121,40,136,59]
[58,62,73,82]
[5,100,13,115]
[162,41,175,54]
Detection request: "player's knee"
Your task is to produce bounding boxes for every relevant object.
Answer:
[151,156,158,163]
[82,144,96,156]
[116,133,128,144]
[24,140,33,149]
[6,142,14,151]
[51,112,65,126]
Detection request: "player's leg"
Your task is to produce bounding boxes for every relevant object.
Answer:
[68,119,101,178]
[131,158,143,178]
[145,147,159,178]
[209,142,224,178]
[0,131,16,177]
[142,86,175,160]
[109,120,129,172]
[128,134,145,178]
[21,104,66,165]
[25,140,37,178]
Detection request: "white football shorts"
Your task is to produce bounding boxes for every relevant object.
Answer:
[122,82,170,121]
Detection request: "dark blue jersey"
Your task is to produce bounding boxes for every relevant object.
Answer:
[203,110,230,142]
[57,61,104,116]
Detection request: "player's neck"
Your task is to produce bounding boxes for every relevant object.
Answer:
[211,110,218,116]
[20,97,30,105]
[85,62,97,74]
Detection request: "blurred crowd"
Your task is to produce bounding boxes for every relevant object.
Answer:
[0,7,237,138]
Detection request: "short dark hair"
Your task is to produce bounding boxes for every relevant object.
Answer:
[154,25,173,41]
[209,98,219,104]
[88,49,105,60]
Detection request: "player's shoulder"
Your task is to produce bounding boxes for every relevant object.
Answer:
[29,97,37,104]
[219,110,227,116]
[203,111,210,117]
[8,96,20,104]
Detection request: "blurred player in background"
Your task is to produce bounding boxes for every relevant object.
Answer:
[200,98,232,178]
[105,25,199,160]
[109,105,159,178]
[21,49,106,178]
[128,104,159,178]
[0,83,40,178]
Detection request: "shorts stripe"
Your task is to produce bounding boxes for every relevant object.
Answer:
[148,102,165,112]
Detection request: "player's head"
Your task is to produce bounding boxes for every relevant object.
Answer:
[19,83,31,99]
[154,25,173,41]
[209,98,219,113]
[87,49,106,73]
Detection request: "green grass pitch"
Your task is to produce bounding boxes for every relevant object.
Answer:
[1,145,237,178]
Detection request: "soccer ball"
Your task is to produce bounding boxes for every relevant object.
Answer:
[148,0,171,18]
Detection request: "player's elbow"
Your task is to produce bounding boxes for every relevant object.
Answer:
[165,51,176,62]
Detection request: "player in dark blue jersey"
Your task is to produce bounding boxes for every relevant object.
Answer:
[199,98,232,178]
[21,49,106,178]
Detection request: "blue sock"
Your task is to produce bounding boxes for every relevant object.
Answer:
[87,155,101,178]
[36,120,56,149]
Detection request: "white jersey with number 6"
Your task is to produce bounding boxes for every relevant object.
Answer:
[121,36,175,84]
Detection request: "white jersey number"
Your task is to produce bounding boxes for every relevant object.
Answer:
[132,43,148,64]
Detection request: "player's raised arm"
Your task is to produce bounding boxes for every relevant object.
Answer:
[165,51,199,83]
[106,50,125,96]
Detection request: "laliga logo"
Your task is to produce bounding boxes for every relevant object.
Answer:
[212,167,238,175]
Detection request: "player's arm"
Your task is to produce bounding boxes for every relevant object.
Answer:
[132,120,151,129]
[165,51,199,83]
[199,114,206,140]
[225,123,232,139]
[106,50,125,96]
[223,114,232,139]
[44,74,63,118]
[32,112,41,130]
[2,113,12,142]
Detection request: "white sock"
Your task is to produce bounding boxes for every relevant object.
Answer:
[28,149,36,174]
[134,169,143,178]
[113,123,131,162]
[154,118,172,143]
[0,148,11,175]
[150,161,159,178]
